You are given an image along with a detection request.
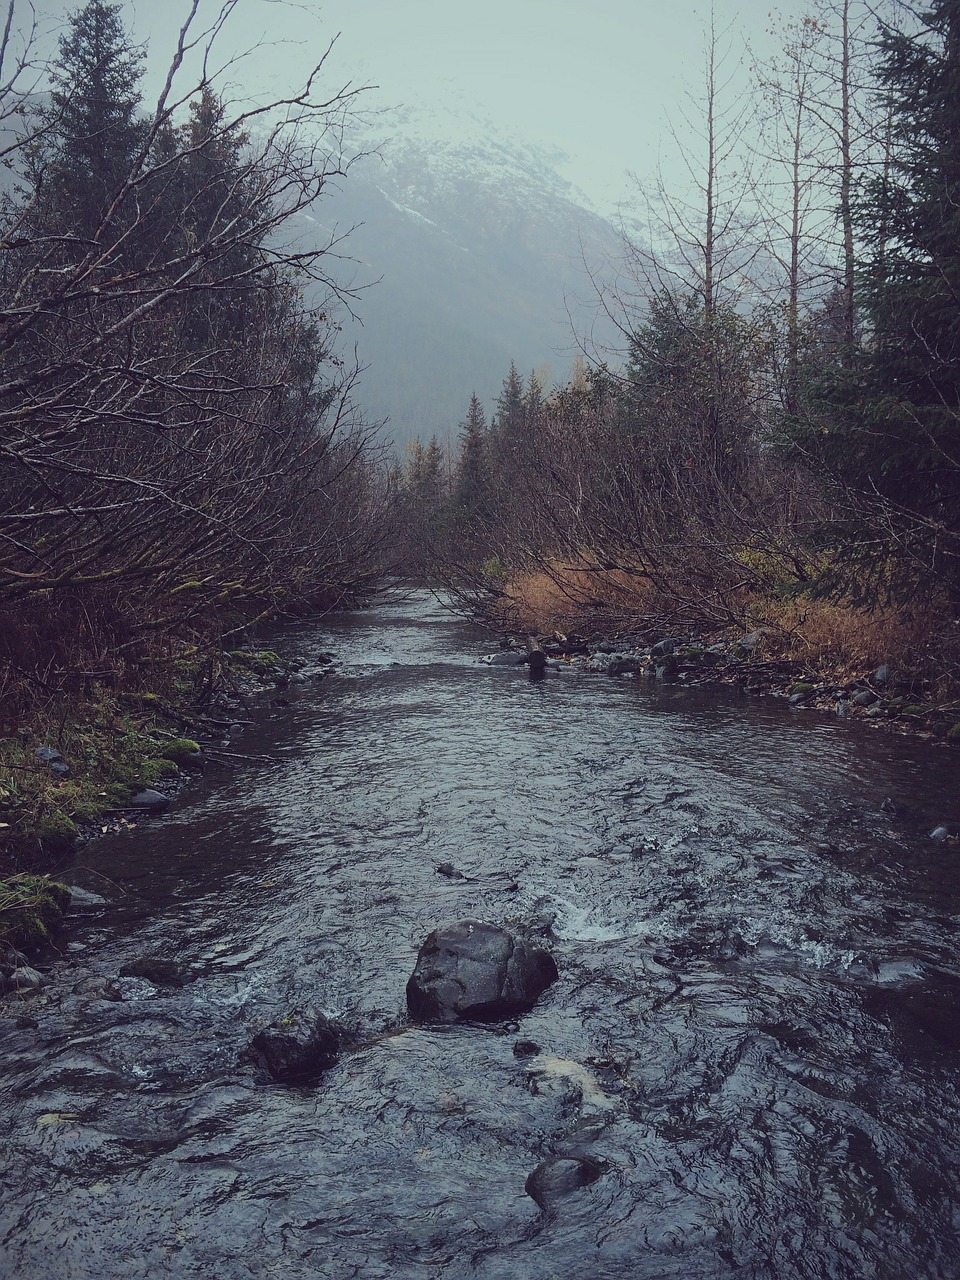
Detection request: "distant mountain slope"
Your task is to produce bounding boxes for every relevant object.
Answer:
[319,108,624,449]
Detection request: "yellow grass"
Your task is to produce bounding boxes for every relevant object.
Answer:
[502,561,661,634]
[504,558,942,687]
[755,597,932,673]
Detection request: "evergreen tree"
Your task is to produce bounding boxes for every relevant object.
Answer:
[40,0,146,239]
[492,362,525,452]
[814,1,960,601]
[524,370,544,424]
[451,393,491,537]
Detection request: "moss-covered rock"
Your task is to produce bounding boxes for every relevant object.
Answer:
[158,738,202,766]
[37,809,78,854]
[138,757,179,785]
[0,875,70,949]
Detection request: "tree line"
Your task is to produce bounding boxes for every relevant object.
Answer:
[396,0,960,663]
[0,0,391,723]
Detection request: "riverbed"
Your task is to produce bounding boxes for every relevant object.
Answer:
[2,590,959,1279]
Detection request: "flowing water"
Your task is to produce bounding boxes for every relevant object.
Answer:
[2,590,960,1280]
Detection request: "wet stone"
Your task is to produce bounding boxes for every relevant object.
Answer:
[119,957,194,987]
[68,886,108,911]
[406,920,558,1023]
[247,1007,341,1083]
[128,789,170,812]
[72,975,122,1001]
[930,822,960,841]
[0,965,43,994]
[513,1039,542,1058]
[525,1156,606,1211]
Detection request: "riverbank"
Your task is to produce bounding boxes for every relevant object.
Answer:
[489,567,960,747]
[0,642,317,952]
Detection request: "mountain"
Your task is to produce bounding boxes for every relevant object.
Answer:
[314,105,625,451]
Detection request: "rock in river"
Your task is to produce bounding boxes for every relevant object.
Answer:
[248,1008,342,1083]
[525,1156,606,1210]
[406,920,558,1023]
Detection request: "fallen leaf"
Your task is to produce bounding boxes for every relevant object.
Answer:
[36,1112,80,1127]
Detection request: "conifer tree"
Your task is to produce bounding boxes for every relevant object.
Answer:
[451,393,492,542]
[817,1,960,601]
[40,0,146,239]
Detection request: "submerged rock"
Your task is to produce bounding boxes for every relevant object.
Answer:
[248,1007,342,1083]
[67,886,108,911]
[406,920,558,1023]
[119,957,194,987]
[525,1156,605,1210]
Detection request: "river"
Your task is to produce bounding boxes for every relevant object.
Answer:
[2,590,959,1279]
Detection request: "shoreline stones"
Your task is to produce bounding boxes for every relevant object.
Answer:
[128,788,170,812]
[406,920,558,1023]
[0,950,44,995]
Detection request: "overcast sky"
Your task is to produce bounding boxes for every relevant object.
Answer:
[30,0,787,213]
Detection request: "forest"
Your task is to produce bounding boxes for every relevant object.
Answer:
[396,0,960,697]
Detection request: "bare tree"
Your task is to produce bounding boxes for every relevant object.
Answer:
[0,0,391,712]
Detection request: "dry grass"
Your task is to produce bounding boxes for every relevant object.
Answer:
[502,560,664,634]
[755,597,931,671]
[503,556,955,694]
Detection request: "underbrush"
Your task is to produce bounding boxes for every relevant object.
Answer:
[0,875,71,951]
[500,554,958,700]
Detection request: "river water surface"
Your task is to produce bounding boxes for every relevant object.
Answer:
[2,591,960,1279]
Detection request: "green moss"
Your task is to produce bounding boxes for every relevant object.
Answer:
[37,809,78,853]
[0,875,70,949]
[227,648,286,678]
[159,738,201,765]
[139,757,178,784]
[788,682,815,695]
[61,790,105,823]
[105,781,136,806]
[945,723,960,743]
[901,704,927,716]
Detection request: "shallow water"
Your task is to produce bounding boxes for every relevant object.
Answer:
[2,590,960,1279]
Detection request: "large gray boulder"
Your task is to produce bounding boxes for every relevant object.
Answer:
[406,920,558,1023]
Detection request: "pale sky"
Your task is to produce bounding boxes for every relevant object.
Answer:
[28,0,787,214]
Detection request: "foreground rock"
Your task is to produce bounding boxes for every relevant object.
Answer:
[247,1008,342,1083]
[0,950,43,995]
[525,1156,606,1210]
[407,920,558,1023]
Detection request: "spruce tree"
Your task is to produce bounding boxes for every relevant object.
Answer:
[451,393,491,539]
[41,0,146,239]
[826,1,960,601]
